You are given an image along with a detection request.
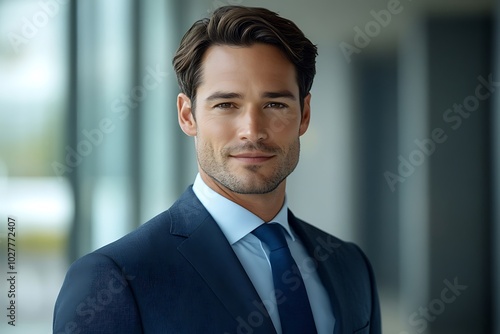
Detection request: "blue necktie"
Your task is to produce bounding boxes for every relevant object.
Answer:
[252,223,317,334]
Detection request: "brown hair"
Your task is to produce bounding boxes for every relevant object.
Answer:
[172,5,318,112]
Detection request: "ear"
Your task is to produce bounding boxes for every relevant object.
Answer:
[177,93,197,136]
[299,93,311,136]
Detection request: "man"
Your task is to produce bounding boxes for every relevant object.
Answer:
[54,6,381,334]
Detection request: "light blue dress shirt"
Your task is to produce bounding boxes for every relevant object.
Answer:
[192,174,335,334]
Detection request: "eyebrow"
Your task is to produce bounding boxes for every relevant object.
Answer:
[262,90,297,100]
[205,92,243,101]
[205,90,297,101]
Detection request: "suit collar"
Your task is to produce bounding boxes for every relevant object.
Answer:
[170,187,277,334]
[168,186,210,237]
[169,188,348,334]
[192,174,263,244]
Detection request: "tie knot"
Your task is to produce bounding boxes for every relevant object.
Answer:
[252,223,288,251]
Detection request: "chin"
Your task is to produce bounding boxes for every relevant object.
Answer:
[229,176,284,195]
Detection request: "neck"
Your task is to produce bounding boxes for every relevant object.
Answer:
[199,172,286,222]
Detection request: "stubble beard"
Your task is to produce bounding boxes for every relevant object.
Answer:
[197,139,301,195]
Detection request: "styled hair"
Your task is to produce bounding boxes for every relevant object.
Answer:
[172,5,318,111]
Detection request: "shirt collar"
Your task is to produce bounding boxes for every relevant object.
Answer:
[192,173,294,245]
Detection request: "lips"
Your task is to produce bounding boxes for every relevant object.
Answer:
[229,152,275,163]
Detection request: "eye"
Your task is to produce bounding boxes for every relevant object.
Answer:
[214,102,236,109]
[265,102,287,109]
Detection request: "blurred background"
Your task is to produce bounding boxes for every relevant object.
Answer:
[0,0,499,333]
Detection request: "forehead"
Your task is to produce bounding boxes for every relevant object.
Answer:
[197,44,298,96]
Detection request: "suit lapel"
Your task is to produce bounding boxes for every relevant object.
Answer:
[170,188,277,334]
[288,211,349,334]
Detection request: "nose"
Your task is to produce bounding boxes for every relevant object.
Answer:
[238,106,269,142]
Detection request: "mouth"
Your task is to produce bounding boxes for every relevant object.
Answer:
[229,152,276,164]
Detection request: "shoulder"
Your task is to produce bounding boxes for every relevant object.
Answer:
[96,209,175,260]
[94,187,209,264]
[57,187,206,296]
[53,203,188,333]
[290,212,374,276]
[53,251,142,333]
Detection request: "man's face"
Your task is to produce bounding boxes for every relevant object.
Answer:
[178,43,311,195]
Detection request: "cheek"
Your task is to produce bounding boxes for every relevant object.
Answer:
[200,119,235,139]
[196,123,232,151]
[266,111,301,135]
[270,125,300,144]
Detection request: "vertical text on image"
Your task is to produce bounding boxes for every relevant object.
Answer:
[6,216,17,326]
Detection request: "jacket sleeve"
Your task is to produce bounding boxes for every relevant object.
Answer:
[53,252,143,334]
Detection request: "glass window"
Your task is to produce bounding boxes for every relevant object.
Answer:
[0,0,70,332]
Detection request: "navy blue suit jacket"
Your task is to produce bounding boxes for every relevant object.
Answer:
[53,187,381,333]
